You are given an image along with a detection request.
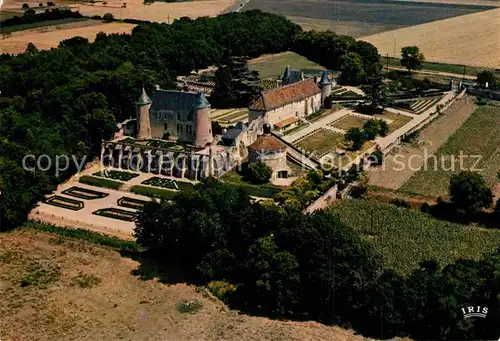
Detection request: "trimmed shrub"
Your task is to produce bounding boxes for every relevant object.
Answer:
[79,175,123,190]
[130,185,177,200]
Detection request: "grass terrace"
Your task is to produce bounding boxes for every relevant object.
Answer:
[93,170,139,182]
[78,175,123,190]
[330,115,369,130]
[295,129,345,156]
[212,108,248,125]
[332,199,500,275]
[248,51,324,78]
[141,177,195,191]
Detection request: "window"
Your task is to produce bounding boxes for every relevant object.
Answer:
[177,124,181,133]
[187,110,193,121]
[186,125,192,136]
[177,112,181,121]
[164,123,168,131]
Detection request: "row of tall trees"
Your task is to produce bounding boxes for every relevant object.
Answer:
[135,179,500,340]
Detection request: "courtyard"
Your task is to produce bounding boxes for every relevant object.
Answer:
[295,129,346,156]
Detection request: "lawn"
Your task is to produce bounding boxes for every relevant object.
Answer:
[374,112,413,132]
[400,105,500,197]
[78,175,123,190]
[220,169,284,198]
[330,115,369,130]
[248,51,324,78]
[332,199,500,275]
[295,129,345,155]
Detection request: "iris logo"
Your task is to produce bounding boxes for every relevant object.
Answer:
[461,306,488,319]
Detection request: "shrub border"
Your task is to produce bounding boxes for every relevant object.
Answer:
[43,195,84,211]
[92,208,138,222]
[62,186,109,200]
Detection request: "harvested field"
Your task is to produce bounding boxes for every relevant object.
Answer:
[0,21,135,55]
[368,97,476,190]
[0,227,381,341]
[244,0,494,37]
[3,0,233,23]
[361,8,500,68]
[400,103,500,197]
[248,51,324,78]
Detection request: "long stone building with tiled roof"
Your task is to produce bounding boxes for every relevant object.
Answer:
[248,70,332,132]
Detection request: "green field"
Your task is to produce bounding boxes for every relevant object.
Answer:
[382,56,490,76]
[296,129,345,155]
[248,51,324,78]
[400,105,500,197]
[0,18,89,34]
[332,199,500,275]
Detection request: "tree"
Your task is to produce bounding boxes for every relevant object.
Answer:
[210,56,262,108]
[345,127,366,151]
[247,161,272,184]
[363,73,387,109]
[378,120,389,137]
[449,171,492,215]
[24,8,36,15]
[401,46,425,73]
[22,3,29,9]
[39,3,44,7]
[363,120,380,140]
[476,70,497,89]
[103,13,114,21]
[47,1,55,6]
[339,52,365,85]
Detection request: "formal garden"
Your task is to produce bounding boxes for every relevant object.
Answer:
[92,208,138,222]
[43,195,84,211]
[141,177,195,191]
[61,186,109,200]
[93,170,139,182]
[79,175,123,190]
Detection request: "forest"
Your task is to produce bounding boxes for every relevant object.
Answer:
[135,179,500,340]
[0,10,378,230]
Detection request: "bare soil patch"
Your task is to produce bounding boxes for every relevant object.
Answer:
[368,96,477,189]
[361,8,500,68]
[0,21,135,54]
[0,229,387,341]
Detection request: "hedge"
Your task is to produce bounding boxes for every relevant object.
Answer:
[130,185,178,200]
[79,175,123,190]
[0,9,83,28]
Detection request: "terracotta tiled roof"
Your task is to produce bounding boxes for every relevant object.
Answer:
[249,78,321,111]
[274,116,299,129]
[248,134,286,152]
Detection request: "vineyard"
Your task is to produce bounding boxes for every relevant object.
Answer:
[332,199,500,275]
[400,104,500,197]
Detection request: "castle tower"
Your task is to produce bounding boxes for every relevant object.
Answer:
[281,65,290,86]
[136,87,152,140]
[319,69,332,105]
[193,91,213,148]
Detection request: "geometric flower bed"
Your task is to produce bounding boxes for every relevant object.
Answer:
[92,170,139,181]
[117,196,150,210]
[43,195,84,211]
[61,186,109,200]
[141,177,194,191]
[92,208,137,222]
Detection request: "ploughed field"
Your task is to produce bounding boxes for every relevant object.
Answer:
[244,0,495,37]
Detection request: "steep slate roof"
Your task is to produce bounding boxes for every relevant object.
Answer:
[319,69,331,85]
[150,90,210,115]
[249,78,321,111]
[136,87,152,105]
[248,134,286,152]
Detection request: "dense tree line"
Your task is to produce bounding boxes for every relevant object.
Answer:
[135,179,500,340]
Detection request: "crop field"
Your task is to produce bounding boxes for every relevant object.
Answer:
[244,0,495,37]
[332,199,500,275]
[248,52,324,78]
[400,104,500,197]
[0,21,135,55]
[2,0,233,23]
[361,8,500,68]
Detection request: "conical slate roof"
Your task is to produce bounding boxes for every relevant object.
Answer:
[281,65,290,81]
[319,70,331,85]
[193,91,211,109]
[136,87,152,105]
